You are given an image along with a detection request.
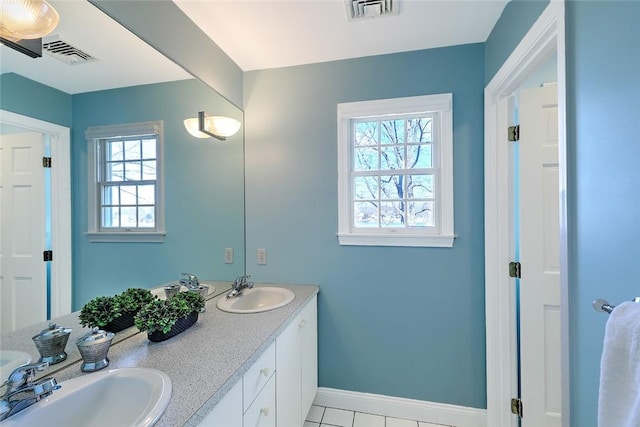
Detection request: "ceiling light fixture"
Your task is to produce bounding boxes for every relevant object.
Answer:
[0,0,60,40]
[183,111,241,141]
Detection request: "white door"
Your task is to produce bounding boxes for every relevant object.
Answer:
[0,131,47,333]
[519,84,561,426]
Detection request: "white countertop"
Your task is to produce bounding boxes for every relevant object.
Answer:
[48,283,319,427]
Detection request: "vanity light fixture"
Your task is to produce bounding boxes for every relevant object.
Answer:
[183,111,241,141]
[0,0,60,40]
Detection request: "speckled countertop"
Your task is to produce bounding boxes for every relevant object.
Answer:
[33,283,319,427]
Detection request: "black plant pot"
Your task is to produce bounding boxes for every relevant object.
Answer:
[147,312,199,342]
[104,310,136,333]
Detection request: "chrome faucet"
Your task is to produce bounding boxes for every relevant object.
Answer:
[179,272,200,290]
[226,275,254,299]
[0,362,59,421]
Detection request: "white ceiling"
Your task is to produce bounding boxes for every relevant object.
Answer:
[174,0,509,71]
[0,0,508,95]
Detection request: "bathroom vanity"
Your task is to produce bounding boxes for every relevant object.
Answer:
[0,283,318,427]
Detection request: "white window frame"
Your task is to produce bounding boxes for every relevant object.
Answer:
[337,93,454,247]
[85,121,166,242]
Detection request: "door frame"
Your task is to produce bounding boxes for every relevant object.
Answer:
[484,2,569,426]
[1,110,72,318]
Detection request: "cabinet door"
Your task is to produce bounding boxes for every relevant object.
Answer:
[244,376,276,427]
[276,310,302,427]
[197,380,243,427]
[300,295,318,418]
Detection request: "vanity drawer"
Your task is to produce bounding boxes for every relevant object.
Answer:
[243,375,275,427]
[243,342,275,412]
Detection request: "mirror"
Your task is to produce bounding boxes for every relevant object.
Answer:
[0,0,244,377]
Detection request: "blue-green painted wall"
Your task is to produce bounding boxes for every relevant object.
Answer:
[565,2,640,426]
[71,79,244,308]
[244,44,487,408]
[0,73,72,126]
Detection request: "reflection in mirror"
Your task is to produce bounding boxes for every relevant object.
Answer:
[0,0,244,379]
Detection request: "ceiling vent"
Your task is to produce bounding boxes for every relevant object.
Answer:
[346,0,398,21]
[42,36,97,65]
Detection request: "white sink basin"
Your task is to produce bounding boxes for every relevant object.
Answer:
[217,287,295,313]
[2,367,172,427]
[0,351,31,382]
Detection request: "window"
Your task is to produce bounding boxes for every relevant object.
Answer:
[337,94,454,247]
[85,121,165,242]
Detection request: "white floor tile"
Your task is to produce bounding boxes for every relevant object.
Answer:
[322,407,355,427]
[304,422,320,427]
[387,417,419,427]
[418,423,448,427]
[353,412,385,427]
[307,405,325,422]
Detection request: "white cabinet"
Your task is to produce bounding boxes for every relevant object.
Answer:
[197,295,317,427]
[276,295,318,427]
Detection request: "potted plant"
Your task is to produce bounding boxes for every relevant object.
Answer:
[79,288,154,333]
[134,291,205,342]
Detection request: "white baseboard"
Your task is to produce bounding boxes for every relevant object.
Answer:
[314,387,486,427]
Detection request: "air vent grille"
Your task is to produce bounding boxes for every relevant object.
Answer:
[346,0,398,21]
[42,36,97,65]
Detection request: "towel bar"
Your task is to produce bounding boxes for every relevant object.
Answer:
[593,297,640,314]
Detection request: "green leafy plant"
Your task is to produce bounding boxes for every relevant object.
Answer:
[79,296,122,328]
[116,288,155,312]
[134,291,205,334]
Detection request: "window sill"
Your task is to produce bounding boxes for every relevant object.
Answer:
[86,231,166,243]
[337,232,455,248]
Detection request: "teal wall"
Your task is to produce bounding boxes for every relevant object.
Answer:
[71,79,244,308]
[244,44,487,408]
[565,2,640,426]
[485,0,550,84]
[0,73,72,127]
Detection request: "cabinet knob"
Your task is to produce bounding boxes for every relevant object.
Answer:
[299,318,307,328]
[260,367,270,377]
[260,406,270,416]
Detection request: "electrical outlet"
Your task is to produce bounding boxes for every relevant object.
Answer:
[257,248,267,265]
[224,248,234,264]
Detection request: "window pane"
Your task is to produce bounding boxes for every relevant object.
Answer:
[354,201,379,228]
[354,147,378,171]
[120,207,137,227]
[102,207,119,228]
[120,185,137,205]
[354,176,378,200]
[380,175,402,200]
[142,160,156,180]
[380,201,404,227]
[138,207,155,227]
[124,139,141,160]
[407,144,432,169]
[138,184,155,205]
[124,161,141,181]
[106,162,124,182]
[380,120,405,144]
[102,186,119,205]
[354,121,378,146]
[407,118,432,143]
[408,174,434,199]
[380,146,403,170]
[106,140,124,161]
[142,138,156,159]
[408,201,435,227]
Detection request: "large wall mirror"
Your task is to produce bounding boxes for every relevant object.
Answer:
[0,0,245,376]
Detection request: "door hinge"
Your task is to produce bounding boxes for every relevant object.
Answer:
[42,157,52,168]
[511,397,523,418]
[508,125,520,142]
[43,250,53,262]
[509,261,522,278]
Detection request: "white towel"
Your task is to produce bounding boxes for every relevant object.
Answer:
[598,301,640,427]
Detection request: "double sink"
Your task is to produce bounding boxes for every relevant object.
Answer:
[0,285,295,426]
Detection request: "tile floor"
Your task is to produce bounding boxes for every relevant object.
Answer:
[304,405,454,427]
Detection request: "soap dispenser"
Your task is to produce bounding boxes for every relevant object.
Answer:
[76,328,114,372]
[32,323,72,365]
